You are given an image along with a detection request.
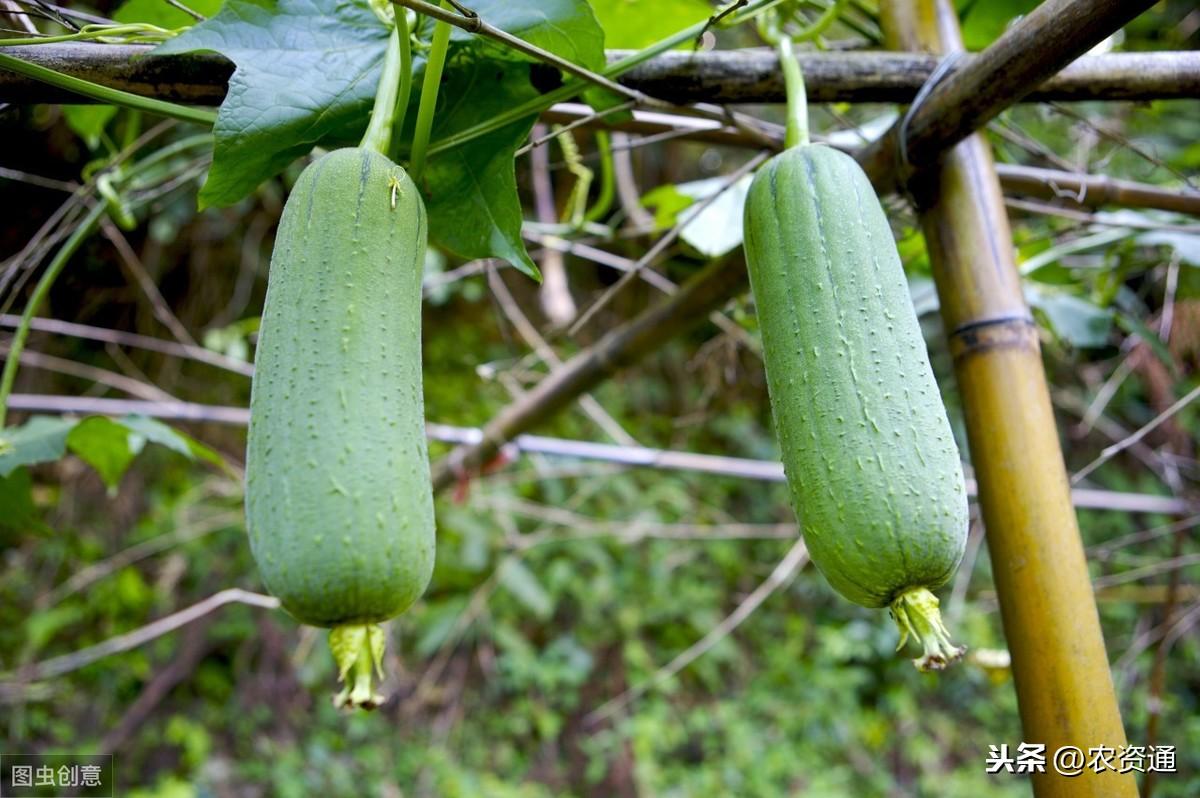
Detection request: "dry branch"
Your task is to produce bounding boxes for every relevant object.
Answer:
[3,588,279,683]
[7,392,1191,516]
[994,164,1200,217]
[430,255,749,491]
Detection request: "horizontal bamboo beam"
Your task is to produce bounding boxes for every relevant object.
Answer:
[0,43,1196,106]
[614,47,1200,104]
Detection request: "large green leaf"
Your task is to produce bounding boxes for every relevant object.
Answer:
[158,0,603,276]
[155,0,391,209]
[115,0,224,29]
[0,414,226,488]
[452,0,605,69]
[589,0,712,48]
[119,415,226,469]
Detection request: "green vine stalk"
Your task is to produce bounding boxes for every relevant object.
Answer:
[408,2,454,181]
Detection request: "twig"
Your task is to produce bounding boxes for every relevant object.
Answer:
[100,218,197,347]
[566,151,768,336]
[1114,598,1200,685]
[1092,553,1200,591]
[994,163,1200,217]
[991,116,1077,172]
[476,495,797,546]
[2,589,279,683]
[1055,386,1176,489]
[0,314,253,376]
[1081,356,1136,434]
[1072,382,1200,484]
[1048,102,1197,191]
[0,166,78,192]
[522,233,758,352]
[517,103,635,157]
[7,391,1193,517]
[40,510,241,607]
[527,126,576,327]
[1087,514,1200,559]
[98,615,213,754]
[487,267,634,446]
[393,0,714,123]
[1004,197,1200,233]
[610,132,656,230]
[584,537,808,726]
[0,345,176,401]
[160,0,205,22]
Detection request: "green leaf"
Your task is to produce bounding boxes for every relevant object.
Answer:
[24,604,85,655]
[155,0,602,275]
[155,0,393,209]
[62,105,118,149]
[115,0,224,29]
[66,416,138,491]
[498,558,554,619]
[118,415,225,469]
[1025,286,1113,349]
[641,183,694,229]
[1138,230,1200,266]
[589,0,713,48]
[959,0,1040,50]
[454,1,605,70]
[462,0,614,119]
[642,175,752,259]
[421,61,542,280]
[0,467,40,537]
[0,416,78,477]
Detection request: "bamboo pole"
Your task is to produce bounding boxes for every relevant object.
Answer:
[879,2,1137,796]
[2,43,1197,106]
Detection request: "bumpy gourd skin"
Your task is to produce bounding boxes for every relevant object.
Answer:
[743,145,968,667]
[246,147,435,630]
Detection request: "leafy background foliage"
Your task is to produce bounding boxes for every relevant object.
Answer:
[2,0,1199,796]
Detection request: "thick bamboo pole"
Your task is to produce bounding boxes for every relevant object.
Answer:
[880,2,1136,796]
